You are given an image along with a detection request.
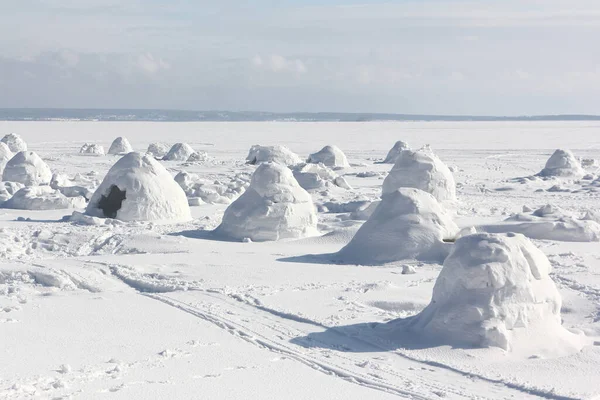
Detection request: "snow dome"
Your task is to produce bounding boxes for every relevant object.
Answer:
[407,232,581,352]
[246,145,302,166]
[537,149,584,178]
[163,143,196,161]
[85,152,191,222]
[108,137,133,155]
[0,142,14,176]
[2,151,52,186]
[307,145,350,168]
[147,142,169,159]
[382,147,456,202]
[215,162,318,241]
[79,143,105,156]
[381,140,410,164]
[292,163,351,191]
[335,188,458,264]
[1,133,27,153]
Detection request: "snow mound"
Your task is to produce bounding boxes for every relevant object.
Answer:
[246,145,302,166]
[2,151,53,186]
[85,152,191,222]
[108,137,133,155]
[469,204,600,242]
[0,142,14,176]
[215,162,318,241]
[292,163,351,191]
[307,145,350,168]
[3,186,85,210]
[146,142,169,158]
[79,143,105,156]
[186,151,209,163]
[537,149,584,178]
[335,188,458,264]
[382,146,456,202]
[163,143,196,161]
[0,182,23,202]
[1,133,27,153]
[408,232,583,352]
[381,140,410,164]
[174,171,250,205]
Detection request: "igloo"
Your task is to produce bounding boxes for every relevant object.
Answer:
[215,162,318,241]
[382,147,456,202]
[85,152,191,222]
[147,142,169,158]
[163,143,196,161]
[407,232,582,352]
[1,133,27,153]
[3,151,52,186]
[381,140,410,164]
[246,145,302,166]
[108,137,133,155]
[307,145,350,168]
[537,149,584,178]
[79,143,105,156]
[292,163,351,191]
[0,142,14,176]
[335,188,458,264]
[3,186,85,210]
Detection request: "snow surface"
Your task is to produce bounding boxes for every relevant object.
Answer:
[1,121,600,399]
[107,137,133,155]
[85,152,191,222]
[2,151,53,186]
[382,146,457,202]
[215,162,318,241]
[246,144,302,166]
[335,188,458,264]
[307,145,350,168]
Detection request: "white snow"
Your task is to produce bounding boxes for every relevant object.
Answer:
[407,232,585,353]
[107,137,133,155]
[85,152,191,222]
[246,144,302,166]
[307,145,350,168]
[79,143,105,156]
[2,151,53,186]
[3,186,85,210]
[1,133,27,153]
[292,163,351,191]
[336,188,458,264]
[146,142,169,158]
[215,162,318,241]
[163,142,196,161]
[381,140,410,164]
[0,142,13,176]
[382,146,456,202]
[538,149,584,178]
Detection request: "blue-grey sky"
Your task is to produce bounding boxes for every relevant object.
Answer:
[1,0,599,115]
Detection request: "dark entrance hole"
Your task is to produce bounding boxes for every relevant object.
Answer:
[97,185,126,218]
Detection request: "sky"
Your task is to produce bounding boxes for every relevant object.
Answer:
[0,0,599,115]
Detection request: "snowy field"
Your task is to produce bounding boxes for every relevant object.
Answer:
[1,120,600,400]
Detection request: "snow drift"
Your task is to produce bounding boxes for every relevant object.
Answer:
[215,162,318,241]
[1,133,27,153]
[407,232,583,352]
[3,186,86,210]
[292,163,351,191]
[381,140,410,164]
[79,143,105,156]
[163,143,196,161]
[537,149,584,178]
[108,137,133,155]
[335,188,458,264]
[3,151,52,186]
[0,142,14,176]
[382,146,456,202]
[146,142,169,158]
[246,145,302,166]
[307,145,350,168]
[85,152,191,222]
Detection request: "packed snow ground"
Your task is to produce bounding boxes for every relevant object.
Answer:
[1,121,600,399]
